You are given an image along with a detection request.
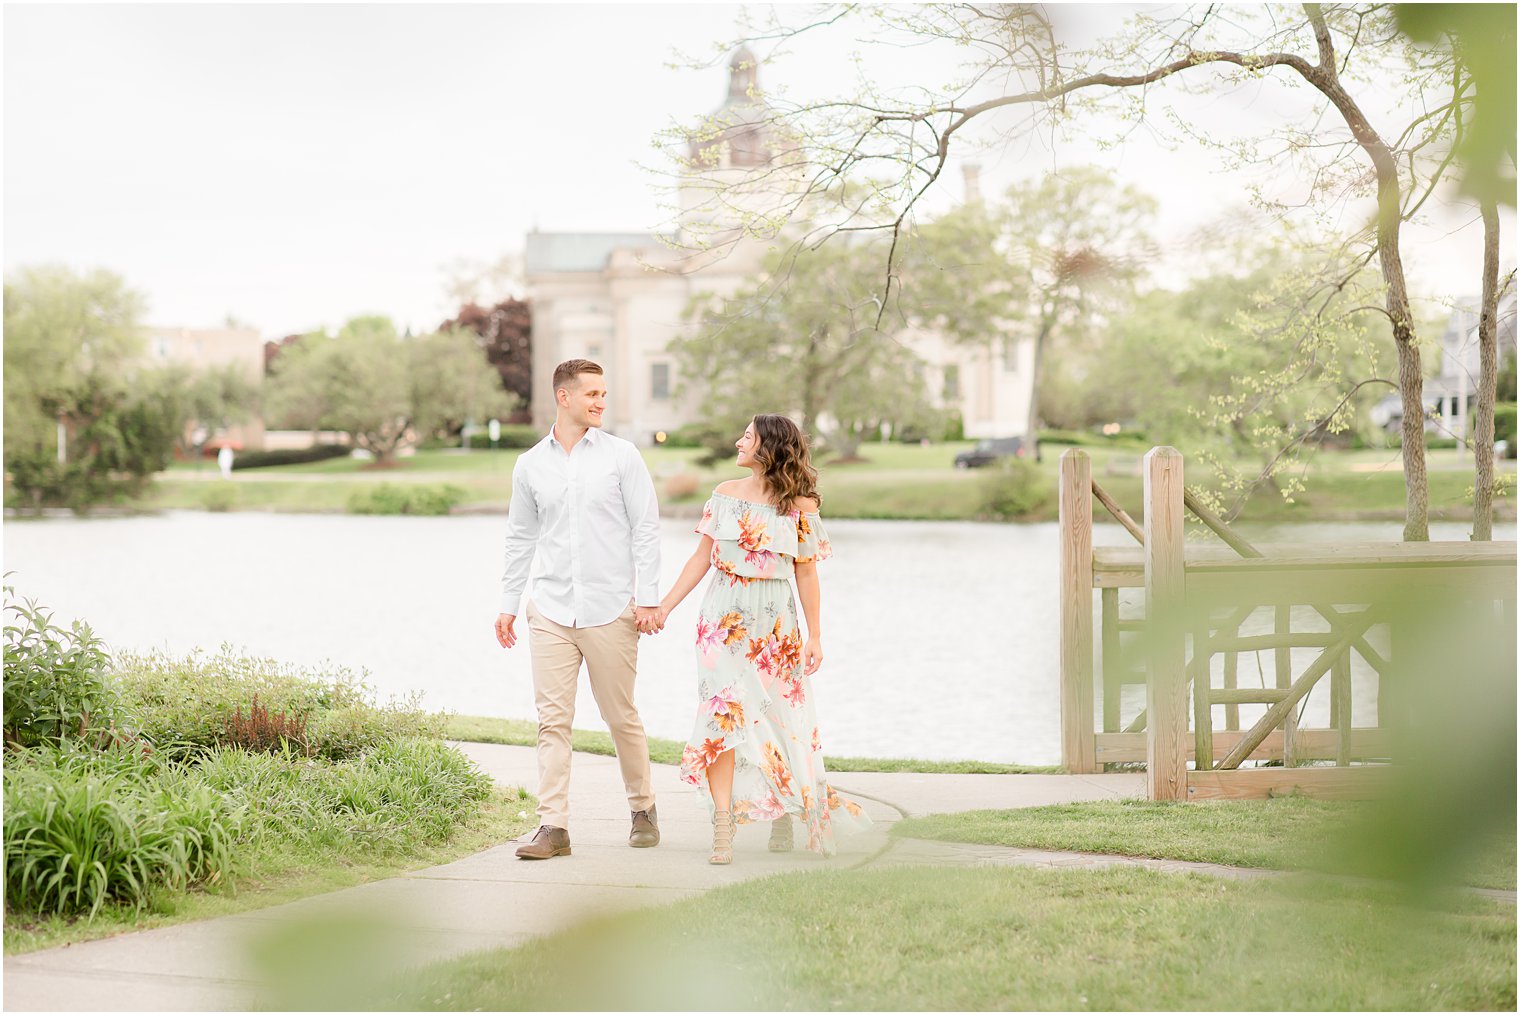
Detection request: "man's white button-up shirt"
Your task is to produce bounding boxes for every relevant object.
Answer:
[499,425,661,629]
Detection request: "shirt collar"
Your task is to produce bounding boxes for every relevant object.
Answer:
[547,424,602,449]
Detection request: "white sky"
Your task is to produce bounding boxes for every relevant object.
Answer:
[4,2,1513,339]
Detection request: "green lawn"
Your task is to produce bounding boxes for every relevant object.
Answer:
[445,714,1059,774]
[371,865,1515,1011]
[139,443,1515,523]
[893,799,1518,891]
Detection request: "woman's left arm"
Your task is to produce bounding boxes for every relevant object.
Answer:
[795,559,823,675]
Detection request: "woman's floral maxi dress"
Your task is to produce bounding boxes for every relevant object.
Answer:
[679,491,871,856]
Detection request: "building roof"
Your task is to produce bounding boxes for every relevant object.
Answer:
[525,231,658,274]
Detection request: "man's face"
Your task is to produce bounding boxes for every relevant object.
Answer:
[558,372,607,429]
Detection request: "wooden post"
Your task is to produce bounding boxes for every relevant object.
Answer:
[1332,649,1352,766]
[1275,604,1295,768]
[1101,587,1121,733]
[1191,621,1213,771]
[1143,447,1187,801]
[1223,650,1240,731]
[1059,449,1096,774]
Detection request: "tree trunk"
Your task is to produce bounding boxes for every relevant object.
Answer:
[1472,199,1501,541]
[1023,312,1055,443]
[1300,5,1429,539]
[828,427,863,460]
[1390,294,1430,541]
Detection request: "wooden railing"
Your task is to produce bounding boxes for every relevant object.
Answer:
[1058,447,1518,800]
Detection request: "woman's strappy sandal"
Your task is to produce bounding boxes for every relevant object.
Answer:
[768,815,794,853]
[709,810,736,865]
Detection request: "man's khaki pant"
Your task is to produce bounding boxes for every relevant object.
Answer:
[525,600,655,828]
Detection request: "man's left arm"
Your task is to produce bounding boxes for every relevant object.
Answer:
[619,444,663,629]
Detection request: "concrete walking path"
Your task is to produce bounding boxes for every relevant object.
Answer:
[10,741,1503,1012]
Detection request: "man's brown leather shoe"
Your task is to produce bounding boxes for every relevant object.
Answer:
[515,825,571,859]
[629,806,659,848]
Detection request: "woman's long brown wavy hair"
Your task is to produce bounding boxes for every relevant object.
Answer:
[751,414,820,513]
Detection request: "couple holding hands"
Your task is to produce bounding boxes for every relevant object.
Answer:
[494,359,869,865]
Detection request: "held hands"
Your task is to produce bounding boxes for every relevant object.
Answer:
[635,605,667,635]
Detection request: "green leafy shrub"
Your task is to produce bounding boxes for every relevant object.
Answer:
[347,483,465,515]
[462,425,542,450]
[979,457,1054,520]
[4,743,242,917]
[1038,428,1150,449]
[231,445,351,470]
[4,587,117,747]
[661,424,708,449]
[4,634,491,925]
[191,739,491,853]
[5,377,178,512]
[4,736,489,918]
[113,648,443,760]
[200,484,238,512]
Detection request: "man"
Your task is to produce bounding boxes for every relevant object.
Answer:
[495,359,664,860]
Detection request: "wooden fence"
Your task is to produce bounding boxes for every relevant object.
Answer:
[1059,447,1517,800]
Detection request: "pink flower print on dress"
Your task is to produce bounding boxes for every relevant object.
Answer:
[744,547,778,576]
[747,791,785,822]
[679,744,706,785]
[782,677,807,708]
[695,616,723,666]
[702,688,745,733]
[746,635,780,687]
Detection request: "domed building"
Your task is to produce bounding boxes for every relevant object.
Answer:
[524,51,1034,447]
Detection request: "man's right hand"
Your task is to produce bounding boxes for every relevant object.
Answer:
[495,613,518,649]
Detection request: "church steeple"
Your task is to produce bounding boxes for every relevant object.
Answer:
[688,47,772,170]
[728,45,758,100]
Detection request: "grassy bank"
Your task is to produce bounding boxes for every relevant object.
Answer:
[893,799,1518,891]
[4,637,534,955]
[138,443,1516,523]
[373,865,1514,1010]
[6,783,533,955]
[444,714,1060,775]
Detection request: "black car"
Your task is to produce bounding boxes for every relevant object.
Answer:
[954,436,1032,468]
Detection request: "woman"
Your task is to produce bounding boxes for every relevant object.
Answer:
[658,414,871,864]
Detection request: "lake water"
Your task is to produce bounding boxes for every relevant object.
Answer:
[4,512,1511,765]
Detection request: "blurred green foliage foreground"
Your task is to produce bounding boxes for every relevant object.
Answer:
[276,865,1513,1011]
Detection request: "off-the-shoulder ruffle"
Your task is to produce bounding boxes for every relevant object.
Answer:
[695,491,829,564]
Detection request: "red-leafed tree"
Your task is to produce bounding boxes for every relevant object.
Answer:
[441,298,532,422]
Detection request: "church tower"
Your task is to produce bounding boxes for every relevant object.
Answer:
[687,46,772,171]
[677,47,798,252]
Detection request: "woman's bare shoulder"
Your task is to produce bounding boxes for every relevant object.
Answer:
[791,495,819,513]
[713,479,747,496]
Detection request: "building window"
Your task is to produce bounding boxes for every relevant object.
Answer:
[1002,336,1019,373]
[153,336,171,359]
[651,362,670,400]
[587,344,602,359]
[943,364,961,401]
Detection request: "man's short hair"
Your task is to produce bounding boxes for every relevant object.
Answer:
[553,358,604,392]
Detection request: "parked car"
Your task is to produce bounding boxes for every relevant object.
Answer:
[954,436,1033,469]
